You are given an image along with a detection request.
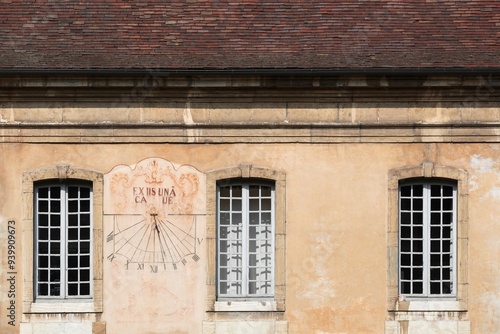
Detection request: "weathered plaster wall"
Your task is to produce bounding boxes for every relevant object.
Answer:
[0,140,499,333]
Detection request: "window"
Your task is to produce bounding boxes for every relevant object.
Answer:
[399,180,456,298]
[217,181,274,299]
[35,182,92,299]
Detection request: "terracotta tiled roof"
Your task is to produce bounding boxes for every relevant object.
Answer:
[1,0,499,70]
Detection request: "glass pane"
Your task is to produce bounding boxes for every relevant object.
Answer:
[68,186,79,198]
[219,213,230,225]
[443,199,453,211]
[50,200,60,212]
[68,215,78,226]
[51,228,60,240]
[219,186,230,197]
[68,284,78,296]
[401,226,411,238]
[81,242,90,254]
[401,268,410,280]
[50,187,60,199]
[401,199,411,211]
[80,214,90,226]
[219,282,228,295]
[413,226,423,238]
[81,200,90,212]
[231,213,242,225]
[413,212,423,225]
[413,185,423,197]
[39,201,49,213]
[430,213,441,225]
[39,256,48,268]
[249,185,260,197]
[430,226,440,238]
[39,228,48,240]
[431,240,440,252]
[413,199,423,211]
[249,268,257,280]
[413,282,423,294]
[50,284,60,296]
[50,214,60,226]
[401,282,410,294]
[431,268,440,280]
[50,270,60,282]
[38,242,48,254]
[401,240,411,252]
[232,185,242,197]
[443,186,453,196]
[81,228,90,240]
[220,199,230,211]
[50,242,60,254]
[50,256,60,268]
[400,212,410,225]
[431,185,441,197]
[431,254,441,266]
[81,256,90,267]
[68,228,78,240]
[38,214,48,226]
[248,281,257,294]
[431,199,441,211]
[249,213,259,225]
[413,254,423,266]
[81,269,90,281]
[68,256,78,268]
[261,212,271,225]
[413,268,422,280]
[413,240,422,252]
[80,187,90,198]
[249,199,259,211]
[68,200,78,213]
[68,242,79,254]
[232,199,242,211]
[68,270,78,282]
[261,199,271,211]
[219,254,228,266]
[219,268,228,280]
[400,185,411,197]
[430,282,441,294]
[39,187,49,198]
[39,270,48,281]
[261,186,271,197]
[39,284,48,296]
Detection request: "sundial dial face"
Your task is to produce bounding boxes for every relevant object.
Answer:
[104,158,206,271]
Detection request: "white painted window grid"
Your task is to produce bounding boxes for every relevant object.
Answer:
[217,181,275,299]
[35,182,93,299]
[399,180,456,298]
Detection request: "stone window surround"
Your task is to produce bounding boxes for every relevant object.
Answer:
[22,165,103,315]
[387,162,468,315]
[206,164,286,312]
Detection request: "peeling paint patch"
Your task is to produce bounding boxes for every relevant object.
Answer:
[470,154,497,174]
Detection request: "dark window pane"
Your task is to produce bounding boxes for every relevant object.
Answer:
[431,254,441,266]
[68,270,78,282]
[443,199,453,211]
[232,185,242,197]
[38,201,49,213]
[413,212,423,225]
[68,228,78,240]
[261,186,271,197]
[38,214,48,226]
[220,199,230,211]
[68,200,78,213]
[219,186,230,197]
[401,254,411,265]
[431,268,440,280]
[39,270,48,281]
[248,282,257,294]
[38,242,49,254]
[81,242,90,254]
[431,185,441,197]
[431,226,440,239]
[50,256,60,268]
[39,228,48,240]
[51,228,60,240]
[81,270,90,282]
[442,254,451,266]
[38,187,49,198]
[81,200,90,212]
[431,199,441,211]
[50,284,60,296]
[443,241,451,252]
[431,241,440,252]
[50,187,61,199]
[81,228,90,240]
[39,284,48,296]
[68,242,79,254]
[50,200,60,212]
[443,212,453,225]
[50,242,60,254]
[413,254,423,266]
[431,213,441,225]
[219,282,228,294]
[50,270,60,282]
[68,256,78,268]
[414,226,423,238]
[443,186,453,196]
[400,185,411,197]
[50,214,60,226]
[401,199,411,211]
[401,268,411,280]
[413,240,422,252]
[38,256,48,268]
[401,212,411,225]
[81,255,90,268]
[442,269,451,280]
[401,240,411,252]
[401,282,411,294]
[80,187,90,198]
[68,283,78,296]
[442,282,452,294]
[81,213,91,226]
[430,282,441,294]
[413,268,423,280]
[413,199,423,211]
[68,215,78,226]
[249,185,259,197]
[80,283,90,295]
[401,226,411,238]
[413,282,423,294]
[68,186,79,198]
[413,185,423,197]
[443,227,451,238]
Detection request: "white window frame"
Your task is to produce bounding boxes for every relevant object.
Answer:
[398,180,457,299]
[34,181,93,300]
[216,180,275,300]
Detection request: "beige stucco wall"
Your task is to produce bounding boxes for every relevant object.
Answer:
[0,74,499,333]
[0,141,499,333]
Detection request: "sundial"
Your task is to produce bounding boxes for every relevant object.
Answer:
[104,158,205,272]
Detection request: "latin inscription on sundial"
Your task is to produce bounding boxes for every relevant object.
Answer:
[104,158,206,271]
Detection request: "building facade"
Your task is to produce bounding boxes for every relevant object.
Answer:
[1,1,500,333]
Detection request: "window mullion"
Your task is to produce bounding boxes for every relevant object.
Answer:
[423,184,430,297]
[242,184,249,297]
[61,185,67,299]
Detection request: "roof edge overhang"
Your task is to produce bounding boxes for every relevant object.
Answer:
[1,67,500,77]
